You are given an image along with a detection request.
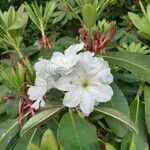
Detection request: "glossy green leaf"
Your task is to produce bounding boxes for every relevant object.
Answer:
[121,101,148,150]
[144,143,149,150]
[102,52,150,83]
[57,36,78,49]
[106,143,116,150]
[21,106,65,136]
[94,106,138,134]
[44,2,55,28]
[105,83,130,137]
[144,86,150,136]
[114,73,140,83]
[6,98,19,118]
[7,6,15,26]
[0,118,19,150]
[9,14,28,30]
[52,12,65,24]
[25,2,55,32]
[82,4,96,28]
[5,134,20,150]
[41,129,59,150]
[128,12,150,38]
[129,141,136,150]
[27,143,40,150]
[0,85,9,99]
[0,103,7,114]
[14,128,37,150]
[0,113,29,150]
[57,112,98,150]
[24,2,39,29]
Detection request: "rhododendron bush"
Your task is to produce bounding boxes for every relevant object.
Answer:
[0,0,150,150]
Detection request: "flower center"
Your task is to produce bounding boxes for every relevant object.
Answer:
[81,79,89,88]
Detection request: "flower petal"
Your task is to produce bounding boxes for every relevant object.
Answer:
[34,58,51,78]
[28,78,47,110]
[40,99,45,107]
[80,90,95,115]
[89,84,113,102]
[31,98,41,110]
[55,70,80,91]
[50,43,83,75]
[63,88,83,107]
[35,77,47,87]
[65,42,84,55]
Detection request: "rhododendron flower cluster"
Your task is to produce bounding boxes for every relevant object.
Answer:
[28,43,113,115]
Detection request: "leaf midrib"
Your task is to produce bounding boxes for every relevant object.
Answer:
[94,107,138,134]
[21,106,64,136]
[0,112,29,143]
[103,55,150,72]
[70,112,82,150]
[0,86,9,95]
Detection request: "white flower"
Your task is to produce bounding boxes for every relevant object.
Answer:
[55,51,113,115]
[34,58,56,89]
[28,78,47,109]
[49,43,84,75]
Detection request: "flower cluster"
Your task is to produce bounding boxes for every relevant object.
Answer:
[28,43,113,115]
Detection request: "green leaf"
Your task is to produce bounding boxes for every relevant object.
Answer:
[7,6,15,27]
[121,101,148,150]
[27,143,40,150]
[57,36,78,49]
[0,85,9,99]
[0,103,7,114]
[9,16,27,30]
[14,124,52,150]
[57,112,98,150]
[144,143,149,150]
[105,82,130,137]
[0,113,29,150]
[128,12,150,38]
[14,128,37,150]
[82,4,97,29]
[21,106,65,136]
[52,12,66,24]
[50,89,64,101]
[6,98,19,118]
[25,2,55,32]
[0,118,19,150]
[128,12,150,39]
[94,106,138,134]
[106,143,116,150]
[129,141,136,150]
[144,86,150,136]
[102,52,150,83]
[41,129,59,150]
[114,73,140,83]
[5,133,20,150]
[17,4,25,17]
[24,2,40,29]
[44,2,55,28]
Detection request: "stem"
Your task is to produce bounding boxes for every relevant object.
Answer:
[131,80,144,141]
[6,31,24,59]
[97,0,111,19]
[41,29,46,39]
[64,0,84,25]
[134,80,144,101]
[15,46,24,59]
[29,128,38,144]
[135,80,145,124]
[97,138,105,144]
